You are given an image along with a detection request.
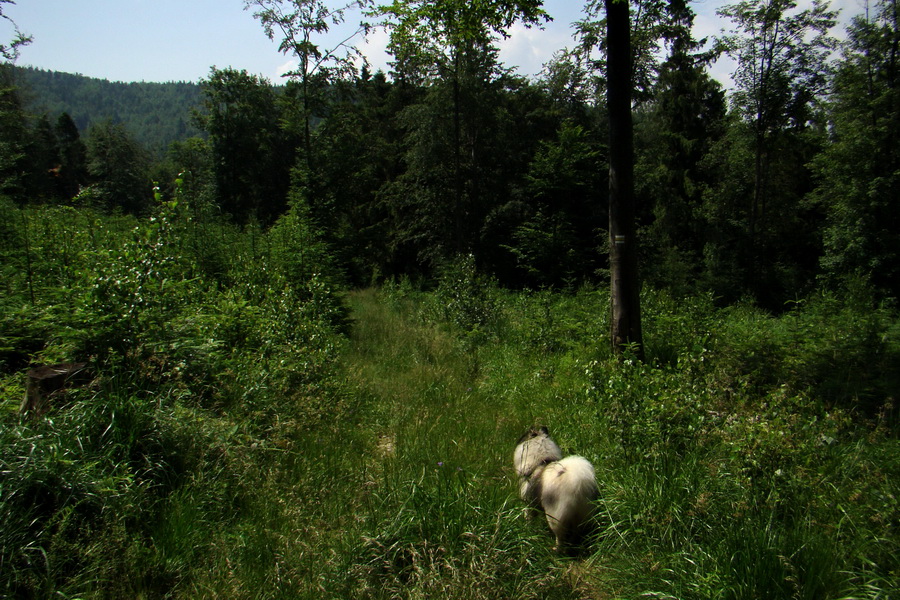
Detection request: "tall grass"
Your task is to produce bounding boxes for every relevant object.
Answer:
[0,193,354,598]
[2,198,898,597]
[339,278,898,599]
[339,285,594,600]
[575,290,900,599]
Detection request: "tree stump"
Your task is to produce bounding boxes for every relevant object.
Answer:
[20,362,90,417]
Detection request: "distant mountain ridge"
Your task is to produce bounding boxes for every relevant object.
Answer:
[14,66,205,157]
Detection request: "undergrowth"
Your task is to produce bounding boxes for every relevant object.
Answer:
[0,188,352,599]
[1,198,897,598]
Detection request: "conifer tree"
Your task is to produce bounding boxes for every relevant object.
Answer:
[374,0,548,262]
[24,113,60,201]
[85,120,151,214]
[54,112,88,200]
[0,65,27,200]
[636,0,726,292]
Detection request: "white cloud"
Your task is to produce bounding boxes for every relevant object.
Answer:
[497,22,566,77]
[692,0,866,91]
[276,59,299,80]
[355,25,391,75]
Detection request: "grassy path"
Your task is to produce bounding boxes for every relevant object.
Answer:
[330,287,608,599]
[344,287,520,478]
[175,286,609,599]
[325,287,900,600]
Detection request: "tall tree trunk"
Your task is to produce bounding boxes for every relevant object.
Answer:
[606,0,644,358]
[453,62,464,254]
[302,56,313,176]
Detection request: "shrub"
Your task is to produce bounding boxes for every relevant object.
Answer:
[0,184,354,597]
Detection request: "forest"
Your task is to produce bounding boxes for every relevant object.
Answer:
[14,66,204,157]
[0,0,898,598]
[3,1,899,307]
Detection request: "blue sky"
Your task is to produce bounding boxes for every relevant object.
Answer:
[2,0,864,85]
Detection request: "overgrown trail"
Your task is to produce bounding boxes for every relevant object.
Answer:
[261,286,900,600]
[343,287,520,481]
[329,287,608,599]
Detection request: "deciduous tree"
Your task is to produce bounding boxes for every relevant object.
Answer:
[576,0,681,105]
[0,0,31,62]
[606,0,643,357]
[813,0,900,297]
[244,0,369,173]
[194,68,291,224]
[717,0,837,289]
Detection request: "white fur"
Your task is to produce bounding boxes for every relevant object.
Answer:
[538,456,597,547]
[514,430,561,479]
[514,428,598,550]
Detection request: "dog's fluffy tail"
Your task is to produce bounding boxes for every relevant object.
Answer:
[540,456,598,549]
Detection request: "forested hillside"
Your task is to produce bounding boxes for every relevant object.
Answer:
[14,66,203,156]
[1,0,899,597]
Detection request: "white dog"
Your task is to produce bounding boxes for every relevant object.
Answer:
[514,426,598,551]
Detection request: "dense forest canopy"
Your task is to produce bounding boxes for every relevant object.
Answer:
[1,0,898,307]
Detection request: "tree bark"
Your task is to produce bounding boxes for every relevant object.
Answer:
[20,362,90,417]
[606,0,644,358]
